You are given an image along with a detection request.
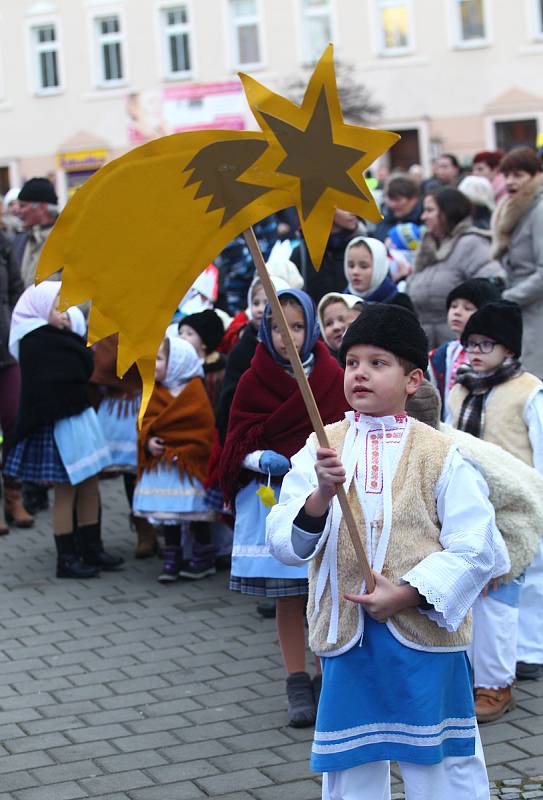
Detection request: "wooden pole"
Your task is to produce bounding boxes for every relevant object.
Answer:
[243,227,375,593]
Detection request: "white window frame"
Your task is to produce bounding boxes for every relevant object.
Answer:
[89,7,128,88]
[373,0,415,57]
[25,16,65,96]
[299,0,336,65]
[227,0,265,71]
[448,0,492,49]
[158,3,194,79]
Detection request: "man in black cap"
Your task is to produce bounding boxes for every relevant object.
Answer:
[12,177,60,288]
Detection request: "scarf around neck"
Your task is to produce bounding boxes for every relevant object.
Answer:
[455,359,522,438]
[220,339,347,503]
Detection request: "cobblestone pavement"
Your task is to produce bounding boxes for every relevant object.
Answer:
[0,477,543,799]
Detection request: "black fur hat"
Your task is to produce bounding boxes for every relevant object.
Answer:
[461,300,522,357]
[446,278,501,310]
[181,310,224,353]
[339,303,428,371]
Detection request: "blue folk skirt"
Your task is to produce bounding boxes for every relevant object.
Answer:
[311,616,476,773]
[54,408,113,484]
[133,462,211,523]
[96,395,140,471]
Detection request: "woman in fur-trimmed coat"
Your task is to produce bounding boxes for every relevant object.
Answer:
[492,147,543,378]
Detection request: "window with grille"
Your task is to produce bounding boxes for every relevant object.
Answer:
[96,15,124,84]
[162,6,192,76]
[377,0,411,53]
[302,0,332,64]
[32,24,60,91]
[230,0,262,67]
[455,0,486,42]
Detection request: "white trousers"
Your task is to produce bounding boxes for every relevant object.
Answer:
[322,727,489,800]
[518,539,543,663]
[470,594,518,688]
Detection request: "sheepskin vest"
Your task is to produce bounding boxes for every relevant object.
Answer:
[307,418,472,654]
[448,372,541,466]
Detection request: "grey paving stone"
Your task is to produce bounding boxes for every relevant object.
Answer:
[227,729,294,752]
[95,749,167,772]
[4,731,72,754]
[128,782,206,800]
[196,768,273,795]
[184,703,250,725]
[251,779,321,800]
[483,742,531,765]
[160,740,232,763]
[262,760,315,783]
[102,730,177,755]
[21,717,84,736]
[0,771,39,793]
[176,720,243,743]
[13,781,88,800]
[125,714,191,735]
[211,750,286,772]
[146,760,220,783]
[67,723,133,743]
[0,751,54,774]
[46,739,118,763]
[80,769,154,795]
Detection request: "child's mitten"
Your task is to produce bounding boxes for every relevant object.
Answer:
[259,450,291,476]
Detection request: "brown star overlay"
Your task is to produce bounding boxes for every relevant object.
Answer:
[183,138,270,225]
[259,87,368,221]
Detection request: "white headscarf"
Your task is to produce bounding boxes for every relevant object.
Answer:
[9,281,61,359]
[343,236,389,298]
[163,337,204,389]
[66,306,87,338]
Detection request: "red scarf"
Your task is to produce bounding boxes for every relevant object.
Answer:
[220,340,348,502]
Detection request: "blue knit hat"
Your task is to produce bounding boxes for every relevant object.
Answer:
[388,222,422,251]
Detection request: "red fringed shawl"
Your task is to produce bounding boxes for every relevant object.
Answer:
[220,340,348,503]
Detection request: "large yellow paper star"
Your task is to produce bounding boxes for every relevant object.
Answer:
[36,44,399,418]
[239,44,400,268]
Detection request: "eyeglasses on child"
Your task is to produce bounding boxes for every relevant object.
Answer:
[465,339,497,354]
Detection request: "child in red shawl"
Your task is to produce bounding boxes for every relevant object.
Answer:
[133,336,214,583]
[220,288,347,728]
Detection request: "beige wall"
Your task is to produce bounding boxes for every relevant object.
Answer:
[1,0,543,200]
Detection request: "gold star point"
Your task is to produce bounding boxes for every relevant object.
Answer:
[239,44,400,268]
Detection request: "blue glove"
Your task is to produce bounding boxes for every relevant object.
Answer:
[259,450,291,476]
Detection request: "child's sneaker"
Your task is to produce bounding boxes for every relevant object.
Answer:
[158,546,182,583]
[178,543,216,580]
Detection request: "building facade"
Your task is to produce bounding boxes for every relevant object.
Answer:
[1,0,543,203]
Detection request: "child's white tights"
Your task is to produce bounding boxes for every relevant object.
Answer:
[518,540,543,664]
[470,593,518,688]
[322,727,489,800]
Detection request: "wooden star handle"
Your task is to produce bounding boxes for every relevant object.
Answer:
[244,227,375,593]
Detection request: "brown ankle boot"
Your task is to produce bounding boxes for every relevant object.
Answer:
[134,516,158,558]
[4,486,34,528]
[474,685,515,724]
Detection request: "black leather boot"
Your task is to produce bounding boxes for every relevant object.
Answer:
[78,522,124,571]
[55,533,99,579]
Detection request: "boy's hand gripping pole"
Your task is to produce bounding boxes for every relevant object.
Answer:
[244,227,375,593]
